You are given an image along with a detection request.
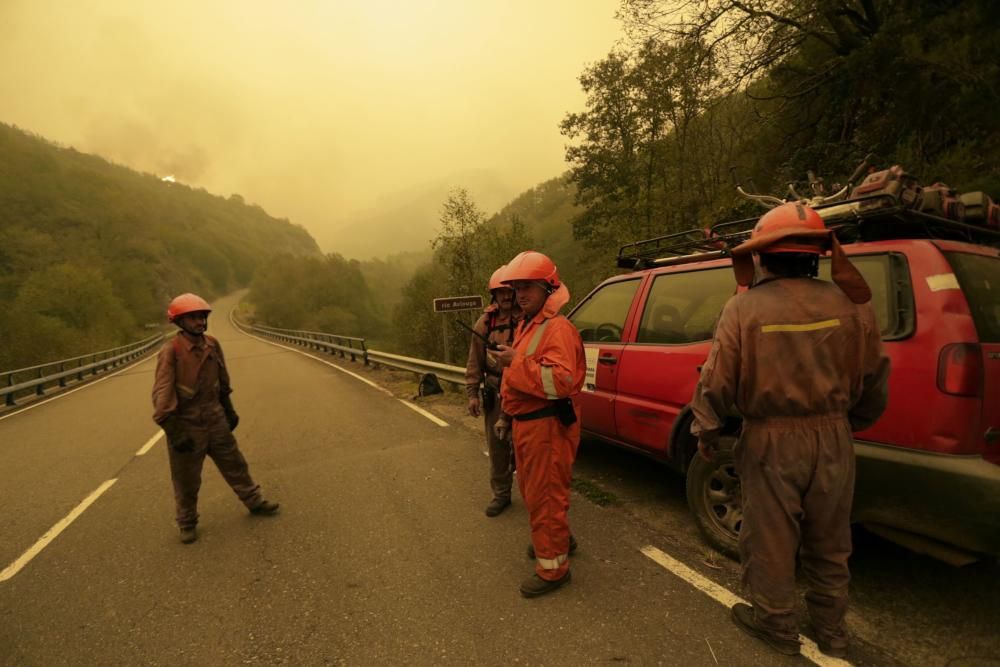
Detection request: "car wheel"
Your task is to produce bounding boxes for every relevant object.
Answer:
[685,437,741,559]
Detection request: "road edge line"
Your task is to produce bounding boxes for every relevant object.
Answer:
[639,545,852,667]
[398,399,449,427]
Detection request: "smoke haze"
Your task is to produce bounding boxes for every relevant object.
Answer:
[0,1,622,256]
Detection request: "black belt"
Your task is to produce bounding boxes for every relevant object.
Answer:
[511,404,559,421]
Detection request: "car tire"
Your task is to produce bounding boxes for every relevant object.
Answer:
[685,437,741,560]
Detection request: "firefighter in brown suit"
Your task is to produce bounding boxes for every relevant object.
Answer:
[152,293,279,544]
[465,266,520,517]
[690,203,890,658]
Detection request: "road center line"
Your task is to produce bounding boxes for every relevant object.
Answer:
[136,431,163,456]
[397,399,449,427]
[640,545,851,667]
[1,479,118,583]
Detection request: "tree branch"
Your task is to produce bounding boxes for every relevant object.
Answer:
[729,0,842,52]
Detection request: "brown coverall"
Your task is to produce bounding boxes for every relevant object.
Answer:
[501,293,586,581]
[152,332,263,529]
[691,277,890,648]
[464,307,516,503]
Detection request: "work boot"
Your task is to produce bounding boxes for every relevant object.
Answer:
[250,499,280,515]
[520,570,571,598]
[485,497,511,517]
[809,627,849,660]
[527,534,577,559]
[814,638,848,660]
[179,526,198,544]
[730,603,801,656]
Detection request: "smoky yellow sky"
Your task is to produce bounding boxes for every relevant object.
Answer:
[0,0,623,252]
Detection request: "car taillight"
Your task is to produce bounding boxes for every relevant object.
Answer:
[936,343,983,397]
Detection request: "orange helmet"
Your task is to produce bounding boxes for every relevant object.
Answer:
[167,293,212,322]
[730,202,872,304]
[488,265,509,291]
[743,202,829,255]
[501,251,560,288]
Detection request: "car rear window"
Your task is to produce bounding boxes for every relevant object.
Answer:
[818,253,914,339]
[636,267,736,344]
[945,252,1000,343]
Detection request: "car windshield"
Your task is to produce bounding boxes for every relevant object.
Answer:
[945,252,1000,343]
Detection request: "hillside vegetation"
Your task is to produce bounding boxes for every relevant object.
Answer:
[0,123,320,369]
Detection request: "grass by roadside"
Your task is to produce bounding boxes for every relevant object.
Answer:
[571,477,619,507]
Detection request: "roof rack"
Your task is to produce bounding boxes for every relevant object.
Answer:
[617,195,1000,270]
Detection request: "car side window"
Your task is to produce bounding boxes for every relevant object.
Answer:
[570,279,641,343]
[818,253,912,339]
[637,268,737,344]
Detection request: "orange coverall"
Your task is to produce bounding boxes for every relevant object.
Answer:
[500,297,586,581]
[691,277,890,649]
[152,333,263,529]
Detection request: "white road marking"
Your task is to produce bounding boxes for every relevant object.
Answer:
[640,545,852,667]
[398,399,449,427]
[230,314,391,395]
[136,431,163,456]
[231,311,452,427]
[1,479,118,583]
[0,355,156,423]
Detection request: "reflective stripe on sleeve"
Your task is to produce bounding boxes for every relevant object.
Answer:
[540,366,559,399]
[536,553,569,570]
[525,319,551,355]
[761,318,840,333]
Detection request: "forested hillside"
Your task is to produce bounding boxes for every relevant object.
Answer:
[561,0,1000,250]
[0,123,320,369]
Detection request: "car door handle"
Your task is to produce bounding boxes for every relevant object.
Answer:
[598,355,618,365]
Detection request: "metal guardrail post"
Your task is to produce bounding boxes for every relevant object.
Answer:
[0,333,163,409]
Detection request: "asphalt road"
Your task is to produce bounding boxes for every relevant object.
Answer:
[1,293,996,666]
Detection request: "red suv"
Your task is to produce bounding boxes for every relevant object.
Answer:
[568,200,1000,564]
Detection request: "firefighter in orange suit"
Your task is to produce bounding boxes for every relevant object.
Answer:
[491,251,586,598]
[690,203,890,658]
[152,293,279,544]
[464,265,520,517]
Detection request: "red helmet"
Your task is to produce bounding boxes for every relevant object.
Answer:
[740,202,829,255]
[501,251,560,288]
[488,265,509,291]
[167,293,212,322]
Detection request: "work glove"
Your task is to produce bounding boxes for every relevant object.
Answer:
[494,417,510,442]
[220,393,240,432]
[161,416,195,453]
[697,439,717,462]
[467,396,481,418]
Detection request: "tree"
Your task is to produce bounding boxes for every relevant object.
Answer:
[561,38,721,249]
[619,0,883,94]
[393,190,534,362]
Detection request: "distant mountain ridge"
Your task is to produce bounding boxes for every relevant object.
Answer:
[317,169,521,259]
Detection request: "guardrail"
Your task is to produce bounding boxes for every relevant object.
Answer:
[1,333,165,408]
[242,323,368,363]
[235,318,466,387]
